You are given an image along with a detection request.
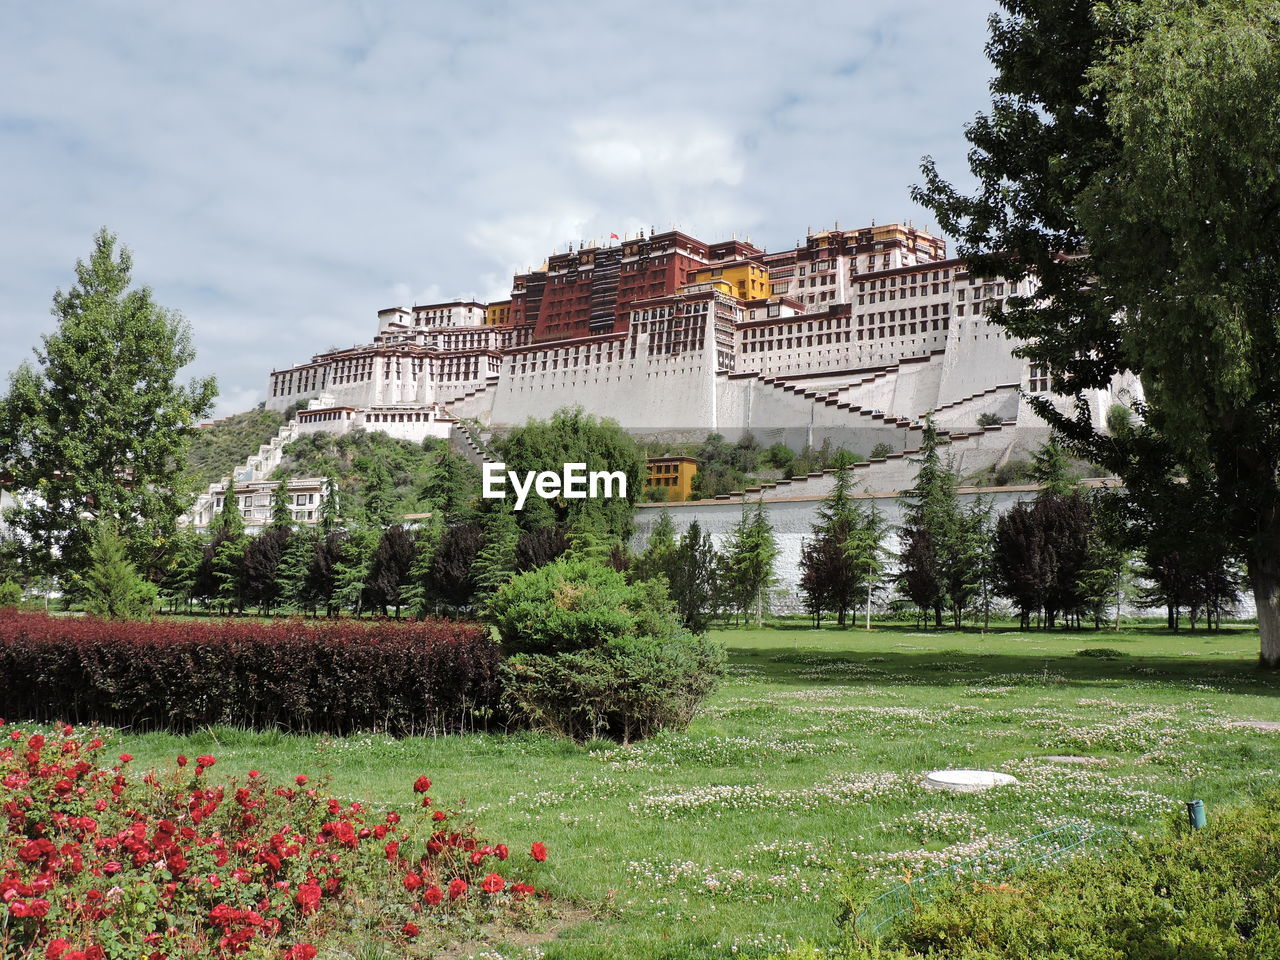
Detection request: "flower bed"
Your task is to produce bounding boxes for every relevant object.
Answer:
[0,723,549,958]
[0,610,501,735]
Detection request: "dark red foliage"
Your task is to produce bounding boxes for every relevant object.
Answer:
[0,611,501,735]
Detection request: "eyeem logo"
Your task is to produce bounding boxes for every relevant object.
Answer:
[482,462,627,510]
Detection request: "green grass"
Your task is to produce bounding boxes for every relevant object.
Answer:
[110,622,1280,959]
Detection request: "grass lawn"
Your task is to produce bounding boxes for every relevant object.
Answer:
[111,621,1280,959]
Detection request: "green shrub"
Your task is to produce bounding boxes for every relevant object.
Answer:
[486,557,681,655]
[774,792,1280,959]
[0,580,21,607]
[502,633,724,744]
[489,558,723,742]
[1075,646,1129,659]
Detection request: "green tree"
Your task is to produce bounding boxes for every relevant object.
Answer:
[0,229,216,584]
[360,456,398,528]
[317,476,341,534]
[668,520,718,632]
[473,507,521,605]
[269,480,295,530]
[160,528,204,613]
[722,500,779,627]
[83,520,156,619]
[277,528,320,615]
[915,1,1280,662]
[496,407,646,539]
[896,420,967,627]
[632,510,678,585]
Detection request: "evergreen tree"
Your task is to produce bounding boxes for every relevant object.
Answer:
[317,476,341,534]
[426,523,484,613]
[667,520,718,632]
[361,456,399,528]
[473,508,520,605]
[277,528,320,615]
[896,420,964,628]
[83,520,156,620]
[269,480,294,530]
[0,229,217,585]
[723,500,779,627]
[160,529,204,614]
[243,526,291,615]
[366,524,419,617]
[210,479,245,540]
[632,511,678,585]
[333,527,378,615]
[404,514,446,617]
[515,524,571,571]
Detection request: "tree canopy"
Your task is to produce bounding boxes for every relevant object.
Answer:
[0,229,217,584]
[915,0,1280,662]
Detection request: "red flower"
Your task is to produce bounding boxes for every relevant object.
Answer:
[196,754,216,768]
[118,753,133,764]
[45,939,71,960]
[432,809,447,821]
[295,775,308,786]
[294,882,322,914]
[176,754,187,767]
[283,946,317,960]
[448,878,467,900]
[401,922,420,937]
[481,873,505,894]
[413,775,431,793]
[424,885,443,906]
[403,872,423,892]
[531,841,548,862]
[495,844,509,860]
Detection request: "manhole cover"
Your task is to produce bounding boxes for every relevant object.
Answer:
[923,769,1018,792]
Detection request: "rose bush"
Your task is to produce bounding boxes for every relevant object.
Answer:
[0,722,549,958]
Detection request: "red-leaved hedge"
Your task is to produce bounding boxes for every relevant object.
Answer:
[0,610,501,735]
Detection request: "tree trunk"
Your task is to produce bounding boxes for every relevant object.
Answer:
[1251,549,1280,667]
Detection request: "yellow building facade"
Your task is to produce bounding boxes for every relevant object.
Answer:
[685,261,771,301]
[644,456,698,501]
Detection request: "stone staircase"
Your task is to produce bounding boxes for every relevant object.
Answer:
[184,420,302,526]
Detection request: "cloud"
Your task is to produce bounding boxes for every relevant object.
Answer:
[0,0,1002,416]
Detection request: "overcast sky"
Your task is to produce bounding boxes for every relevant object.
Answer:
[0,1,1002,416]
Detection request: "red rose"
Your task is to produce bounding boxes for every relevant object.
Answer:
[176,755,187,767]
[424,886,443,906]
[284,946,317,960]
[196,755,216,768]
[481,873,504,894]
[294,882,322,914]
[45,939,71,959]
[531,842,547,862]
[403,872,422,892]
[413,775,431,793]
[29,898,50,918]
[432,810,447,822]
[295,775,308,787]
[447,878,467,900]
[118,753,132,764]
[495,844,509,860]
[401,922,420,937]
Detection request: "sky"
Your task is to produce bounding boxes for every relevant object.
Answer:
[0,1,1002,417]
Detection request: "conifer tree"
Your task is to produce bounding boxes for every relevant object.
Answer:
[269,480,294,530]
[723,500,779,627]
[404,513,445,617]
[632,511,678,584]
[317,476,341,534]
[897,420,965,628]
[473,508,520,606]
[160,529,204,614]
[83,520,156,620]
[0,229,217,584]
[366,524,418,617]
[276,527,319,615]
[668,520,718,632]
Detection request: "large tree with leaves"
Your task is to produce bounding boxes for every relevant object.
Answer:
[0,229,217,585]
[916,0,1280,662]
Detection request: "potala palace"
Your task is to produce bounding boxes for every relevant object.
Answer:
[261,221,1137,492]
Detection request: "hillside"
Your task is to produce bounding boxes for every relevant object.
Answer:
[270,429,478,522]
[186,407,286,487]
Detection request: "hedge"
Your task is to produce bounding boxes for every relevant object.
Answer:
[0,609,501,735]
